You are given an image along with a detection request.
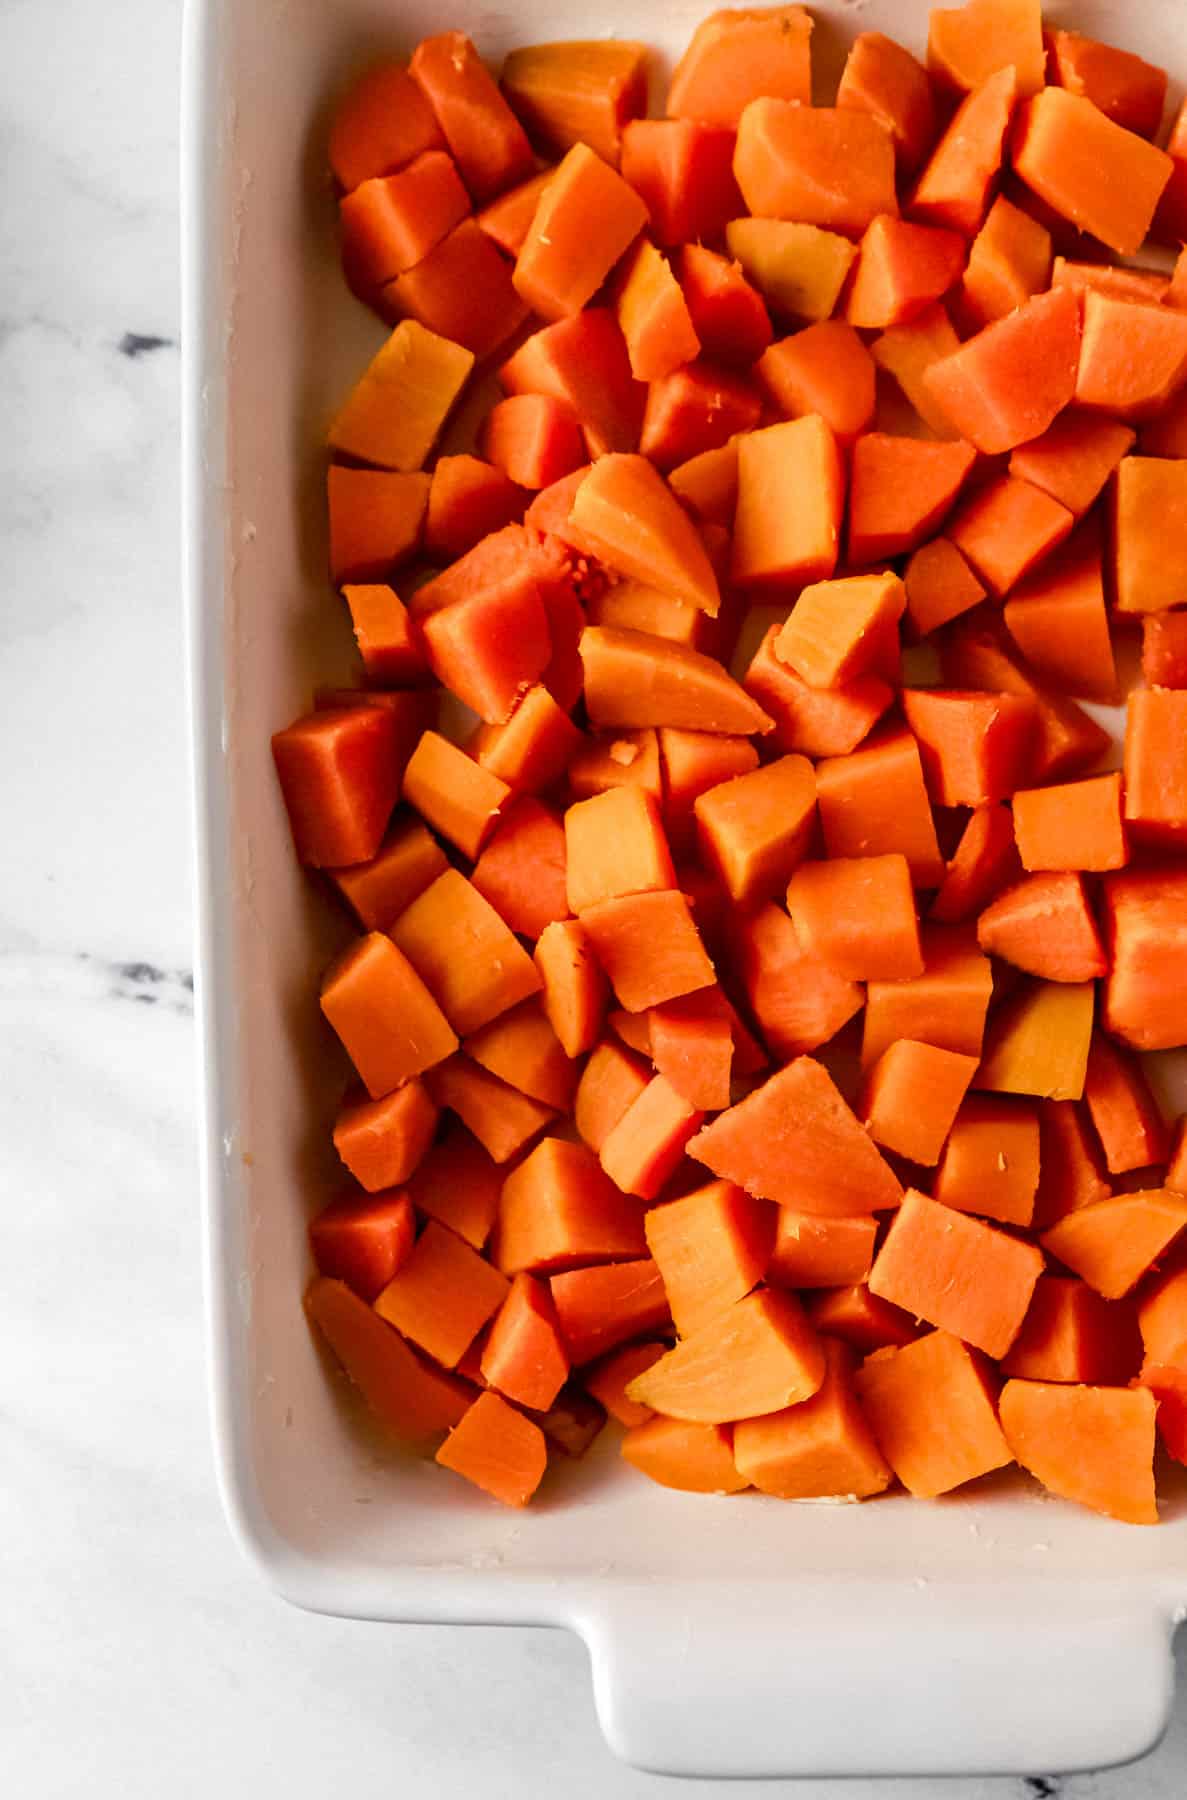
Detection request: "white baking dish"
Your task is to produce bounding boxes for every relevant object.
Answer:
[182,0,1187,1774]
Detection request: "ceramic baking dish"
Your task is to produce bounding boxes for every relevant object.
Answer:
[182,0,1187,1774]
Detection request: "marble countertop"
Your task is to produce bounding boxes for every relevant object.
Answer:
[5,2,1186,1794]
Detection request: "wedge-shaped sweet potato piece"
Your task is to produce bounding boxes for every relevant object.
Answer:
[1103,870,1187,1054]
[549,1258,671,1364]
[500,39,649,168]
[574,1038,651,1153]
[999,1380,1157,1524]
[1012,86,1172,256]
[402,732,510,858]
[808,1284,918,1355]
[580,626,772,735]
[585,1341,666,1428]
[514,142,647,320]
[534,919,608,1059]
[500,310,645,457]
[409,1127,502,1249]
[480,394,585,492]
[869,1189,1042,1358]
[933,1095,1040,1227]
[1083,1033,1169,1176]
[1034,1100,1111,1231]
[272,705,402,869]
[374,1218,509,1368]
[977,873,1106,985]
[923,288,1080,456]
[426,1056,555,1164]
[327,466,430,585]
[909,68,1016,238]
[786,854,923,982]
[939,619,1108,783]
[321,932,458,1099]
[475,170,554,258]
[667,6,812,125]
[733,98,897,238]
[677,243,773,363]
[775,572,905,690]
[494,1137,645,1276]
[1076,293,1187,421]
[815,727,943,887]
[599,1072,705,1200]
[756,321,875,443]
[1010,412,1134,518]
[768,1212,878,1290]
[329,319,474,471]
[627,1287,824,1423]
[1112,458,1187,616]
[1014,773,1127,876]
[689,1056,902,1215]
[309,1189,415,1304]
[725,218,857,322]
[305,1277,470,1444]
[847,435,976,563]
[930,802,1020,925]
[479,1273,570,1413]
[836,31,936,172]
[861,924,992,1068]
[957,194,1050,330]
[732,416,844,591]
[622,120,742,247]
[339,154,470,301]
[647,990,735,1110]
[614,239,702,384]
[902,688,1036,808]
[645,1180,776,1337]
[947,474,1074,599]
[390,868,541,1037]
[1042,1191,1187,1300]
[1003,525,1118,704]
[1047,29,1167,139]
[329,60,445,192]
[859,1039,977,1167]
[975,978,1094,1102]
[855,1330,1012,1497]
[928,0,1044,98]
[410,31,534,202]
[733,902,863,1061]
[846,215,965,330]
[694,754,815,909]
[639,359,761,471]
[734,1336,891,1500]
[745,626,892,760]
[332,1074,439,1196]
[1003,1276,1142,1386]
[570,455,719,614]
[464,997,575,1112]
[436,1389,548,1507]
[622,1416,748,1492]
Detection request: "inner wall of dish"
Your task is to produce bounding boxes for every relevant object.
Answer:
[216,0,1187,1576]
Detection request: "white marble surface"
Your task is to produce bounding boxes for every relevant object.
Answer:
[4,2,1187,1794]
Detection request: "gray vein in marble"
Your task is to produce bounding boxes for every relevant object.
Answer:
[0,949,194,1014]
[118,332,175,358]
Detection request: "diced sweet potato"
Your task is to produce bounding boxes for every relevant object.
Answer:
[999,1380,1157,1524]
[500,39,649,168]
[855,1330,1012,1497]
[869,1189,1042,1358]
[390,868,541,1037]
[733,1337,892,1500]
[690,1056,902,1215]
[667,6,812,125]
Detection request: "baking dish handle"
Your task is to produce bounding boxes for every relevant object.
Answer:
[580,1583,1178,1778]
